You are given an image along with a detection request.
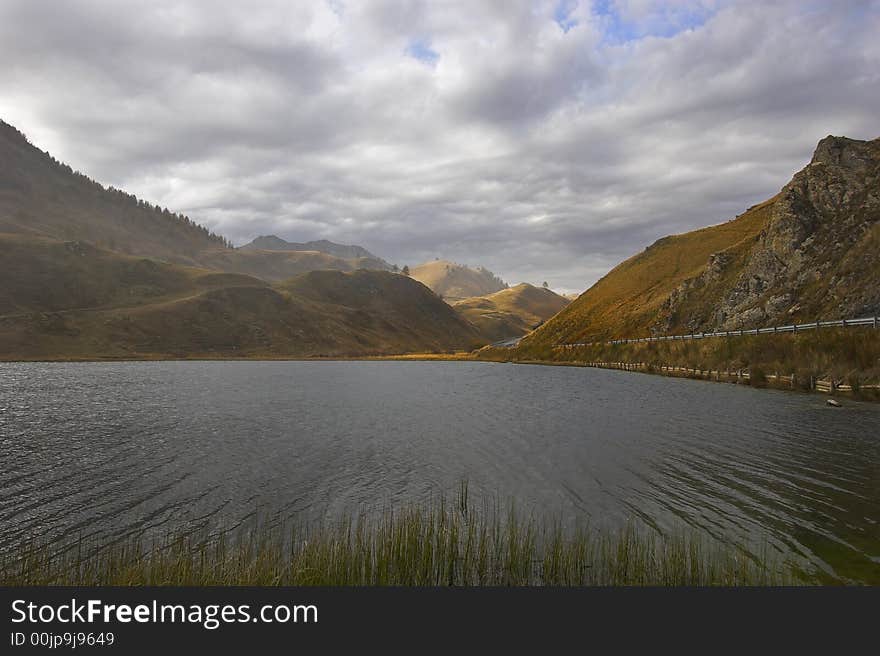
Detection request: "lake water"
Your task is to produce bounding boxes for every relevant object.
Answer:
[1,360,878,583]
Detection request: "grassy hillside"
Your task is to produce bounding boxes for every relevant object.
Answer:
[279,269,483,351]
[195,247,374,282]
[454,283,569,343]
[483,328,880,395]
[0,121,230,263]
[0,234,260,317]
[0,120,388,282]
[410,260,507,301]
[519,199,773,348]
[515,135,880,357]
[0,238,483,360]
[0,119,485,359]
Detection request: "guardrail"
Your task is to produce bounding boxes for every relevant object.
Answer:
[566,361,880,392]
[557,316,879,349]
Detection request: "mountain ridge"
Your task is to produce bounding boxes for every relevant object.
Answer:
[513,134,880,354]
[240,235,389,266]
[0,119,483,358]
[0,120,392,282]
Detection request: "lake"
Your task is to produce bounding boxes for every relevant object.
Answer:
[1,360,878,583]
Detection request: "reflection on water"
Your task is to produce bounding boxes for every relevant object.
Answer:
[1,360,878,583]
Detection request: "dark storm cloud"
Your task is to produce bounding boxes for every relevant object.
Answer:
[1,0,878,292]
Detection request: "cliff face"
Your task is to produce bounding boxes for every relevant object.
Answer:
[656,136,880,333]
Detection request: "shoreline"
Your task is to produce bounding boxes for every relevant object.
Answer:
[481,357,880,402]
[0,352,476,364]
[3,351,877,402]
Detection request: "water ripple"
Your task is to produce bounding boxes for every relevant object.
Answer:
[1,360,878,583]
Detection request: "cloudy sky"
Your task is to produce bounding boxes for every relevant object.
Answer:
[1,1,878,292]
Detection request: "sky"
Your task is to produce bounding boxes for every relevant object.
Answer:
[1,1,878,293]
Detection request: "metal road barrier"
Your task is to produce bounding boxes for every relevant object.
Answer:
[557,316,880,349]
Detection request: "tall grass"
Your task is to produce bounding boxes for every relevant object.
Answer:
[1,488,798,586]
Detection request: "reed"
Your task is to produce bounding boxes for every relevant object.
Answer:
[1,492,798,586]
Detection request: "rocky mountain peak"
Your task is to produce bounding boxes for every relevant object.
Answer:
[810,135,878,172]
[654,134,880,333]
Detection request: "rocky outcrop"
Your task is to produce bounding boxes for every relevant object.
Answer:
[655,136,880,332]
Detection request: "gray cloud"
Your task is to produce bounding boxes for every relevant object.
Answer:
[0,0,877,293]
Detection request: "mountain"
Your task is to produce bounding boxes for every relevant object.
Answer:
[0,119,482,358]
[0,120,230,263]
[0,120,386,282]
[409,260,507,301]
[0,239,483,359]
[194,248,379,282]
[0,234,260,317]
[453,283,569,343]
[241,235,390,266]
[279,270,482,351]
[516,135,880,352]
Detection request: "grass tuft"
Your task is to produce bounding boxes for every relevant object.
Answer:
[1,494,800,586]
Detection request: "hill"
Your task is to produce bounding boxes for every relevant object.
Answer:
[409,260,507,301]
[0,120,230,263]
[240,235,391,268]
[0,120,387,282]
[0,237,482,359]
[513,135,880,355]
[453,283,569,343]
[0,234,261,317]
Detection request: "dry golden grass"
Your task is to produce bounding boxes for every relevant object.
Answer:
[453,283,570,342]
[0,238,483,360]
[482,328,880,399]
[410,260,506,301]
[523,198,775,348]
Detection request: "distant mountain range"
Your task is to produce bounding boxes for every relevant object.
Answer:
[237,234,393,277]
[241,235,388,263]
[515,135,880,354]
